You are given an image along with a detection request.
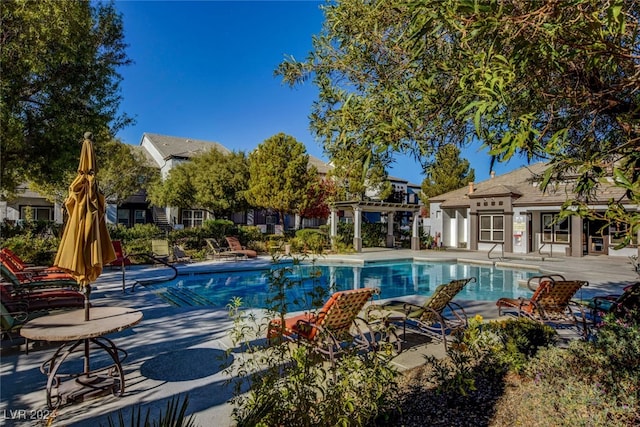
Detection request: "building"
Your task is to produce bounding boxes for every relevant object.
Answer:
[428,162,639,258]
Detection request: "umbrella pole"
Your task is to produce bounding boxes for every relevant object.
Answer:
[84,284,91,321]
[121,263,126,293]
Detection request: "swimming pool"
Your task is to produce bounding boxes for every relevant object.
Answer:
[145,260,539,310]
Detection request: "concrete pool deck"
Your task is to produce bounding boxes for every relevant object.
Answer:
[1,249,637,426]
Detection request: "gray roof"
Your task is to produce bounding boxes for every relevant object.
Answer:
[142,133,231,160]
[430,162,629,208]
[129,145,159,168]
[308,155,332,175]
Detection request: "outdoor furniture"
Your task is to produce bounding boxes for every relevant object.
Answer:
[20,306,143,409]
[0,282,84,313]
[584,282,640,326]
[225,236,258,258]
[267,288,376,364]
[0,251,78,290]
[205,238,243,261]
[150,239,172,263]
[378,277,476,350]
[0,248,66,274]
[496,274,589,336]
[107,241,131,269]
[172,245,192,263]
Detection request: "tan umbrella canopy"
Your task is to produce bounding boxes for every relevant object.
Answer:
[54,132,116,320]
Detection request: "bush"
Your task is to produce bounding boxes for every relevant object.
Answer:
[295,229,329,253]
[2,234,61,265]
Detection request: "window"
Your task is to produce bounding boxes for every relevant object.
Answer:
[610,222,637,246]
[117,209,129,226]
[182,209,204,228]
[134,210,146,225]
[20,206,53,221]
[479,214,504,242]
[542,213,570,243]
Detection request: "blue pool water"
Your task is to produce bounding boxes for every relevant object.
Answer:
[145,261,539,310]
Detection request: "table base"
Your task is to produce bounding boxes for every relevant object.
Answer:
[40,337,128,409]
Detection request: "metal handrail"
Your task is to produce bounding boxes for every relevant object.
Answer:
[130,253,178,292]
[488,242,504,261]
[538,242,552,258]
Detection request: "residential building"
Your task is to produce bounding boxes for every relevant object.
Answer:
[428,162,639,258]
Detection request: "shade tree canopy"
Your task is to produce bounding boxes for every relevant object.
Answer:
[278,0,639,243]
[147,149,249,218]
[246,133,315,225]
[421,144,475,211]
[1,0,132,199]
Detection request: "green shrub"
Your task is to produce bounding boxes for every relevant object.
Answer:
[2,234,61,265]
[515,318,640,426]
[201,219,237,240]
[295,229,329,253]
[484,318,557,373]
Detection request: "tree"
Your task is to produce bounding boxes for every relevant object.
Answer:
[1,0,132,198]
[421,145,475,212]
[32,132,160,206]
[246,133,314,226]
[299,177,337,222]
[147,163,195,210]
[147,149,249,218]
[277,0,639,243]
[190,150,250,218]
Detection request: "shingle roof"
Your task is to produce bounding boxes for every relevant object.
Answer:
[142,133,231,160]
[431,162,629,208]
[308,155,332,175]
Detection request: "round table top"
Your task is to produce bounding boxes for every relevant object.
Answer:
[20,307,143,342]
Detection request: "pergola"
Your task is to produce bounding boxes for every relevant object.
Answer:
[330,200,422,252]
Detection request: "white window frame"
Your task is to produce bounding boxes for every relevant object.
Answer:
[610,222,637,246]
[542,213,570,243]
[20,206,53,221]
[182,209,205,228]
[479,214,504,242]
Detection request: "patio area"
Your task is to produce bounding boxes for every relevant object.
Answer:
[1,249,636,426]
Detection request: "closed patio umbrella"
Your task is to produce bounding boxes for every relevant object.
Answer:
[54,132,116,321]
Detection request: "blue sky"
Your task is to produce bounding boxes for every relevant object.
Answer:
[114,0,527,185]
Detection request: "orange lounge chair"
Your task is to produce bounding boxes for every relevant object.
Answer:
[225,236,257,258]
[0,248,65,274]
[497,274,588,335]
[267,288,376,363]
[107,240,131,268]
[0,283,84,313]
[379,277,476,350]
[0,252,78,289]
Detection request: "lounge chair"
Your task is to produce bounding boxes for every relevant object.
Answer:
[0,282,84,313]
[267,288,376,364]
[496,274,588,335]
[172,245,192,263]
[107,240,131,268]
[630,255,640,276]
[205,238,241,260]
[378,277,476,350]
[0,248,66,274]
[225,236,258,258]
[1,301,30,341]
[0,252,78,290]
[150,239,172,263]
[584,282,640,325]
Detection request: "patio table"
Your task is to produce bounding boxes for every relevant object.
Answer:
[20,306,143,409]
